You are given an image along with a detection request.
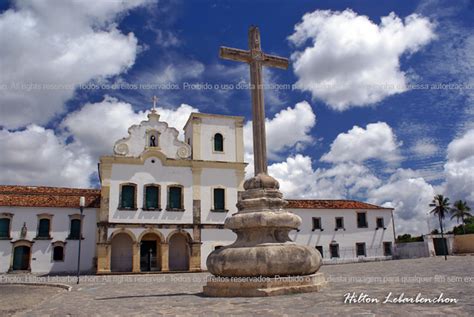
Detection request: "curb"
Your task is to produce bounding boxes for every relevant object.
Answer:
[0,282,72,291]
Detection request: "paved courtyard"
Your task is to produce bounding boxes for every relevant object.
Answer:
[1,256,473,316]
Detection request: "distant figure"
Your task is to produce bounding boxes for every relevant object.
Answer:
[150,135,156,147]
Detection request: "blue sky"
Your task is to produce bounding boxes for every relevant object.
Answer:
[0,0,473,234]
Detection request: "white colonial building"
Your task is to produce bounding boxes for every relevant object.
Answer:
[0,109,395,274]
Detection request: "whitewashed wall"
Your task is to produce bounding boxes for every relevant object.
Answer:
[289,208,395,263]
[198,117,237,162]
[201,229,236,269]
[200,168,239,224]
[109,158,193,224]
[0,207,97,273]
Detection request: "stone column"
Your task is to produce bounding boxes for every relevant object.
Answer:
[96,243,111,274]
[190,242,202,271]
[161,243,169,272]
[132,242,141,273]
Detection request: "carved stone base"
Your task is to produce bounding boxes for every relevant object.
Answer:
[203,273,327,297]
[207,242,321,277]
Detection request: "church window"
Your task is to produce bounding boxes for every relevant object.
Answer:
[147,130,159,148]
[312,217,321,231]
[167,186,183,210]
[356,242,366,257]
[214,133,223,152]
[357,212,368,228]
[315,246,324,258]
[37,218,51,238]
[144,185,160,210]
[53,246,64,261]
[120,184,136,209]
[0,218,11,239]
[330,243,339,258]
[213,188,226,211]
[69,219,81,240]
[335,217,344,230]
[376,217,385,229]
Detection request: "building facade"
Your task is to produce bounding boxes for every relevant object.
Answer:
[0,110,395,274]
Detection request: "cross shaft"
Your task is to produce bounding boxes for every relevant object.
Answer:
[219,27,289,175]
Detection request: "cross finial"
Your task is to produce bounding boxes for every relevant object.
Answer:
[151,95,158,112]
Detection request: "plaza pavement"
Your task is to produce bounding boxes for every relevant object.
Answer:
[1,256,473,316]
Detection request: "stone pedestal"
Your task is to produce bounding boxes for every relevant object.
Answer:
[204,173,325,296]
[203,273,326,297]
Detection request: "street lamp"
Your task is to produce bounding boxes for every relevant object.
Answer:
[77,196,85,284]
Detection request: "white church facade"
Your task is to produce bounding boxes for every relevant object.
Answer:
[0,110,395,274]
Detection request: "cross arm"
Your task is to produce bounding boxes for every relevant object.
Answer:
[262,54,289,69]
[219,47,251,63]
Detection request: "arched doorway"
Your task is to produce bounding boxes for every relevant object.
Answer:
[168,233,190,271]
[12,245,30,271]
[111,233,133,272]
[140,233,162,272]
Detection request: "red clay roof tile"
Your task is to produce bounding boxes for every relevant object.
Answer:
[0,185,100,208]
[287,199,391,210]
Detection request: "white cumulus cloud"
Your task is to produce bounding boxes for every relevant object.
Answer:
[0,125,93,187]
[61,96,198,160]
[0,0,152,129]
[288,9,436,109]
[444,129,474,202]
[321,122,402,164]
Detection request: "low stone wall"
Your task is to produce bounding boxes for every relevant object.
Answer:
[453,234,474,254]
[394,241,429,259]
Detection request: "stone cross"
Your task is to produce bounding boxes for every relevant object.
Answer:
[151,95,158,112]
[220,26,289,175]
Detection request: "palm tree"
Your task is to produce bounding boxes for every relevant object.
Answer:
[429,194,450,260]
[451,200,472,234]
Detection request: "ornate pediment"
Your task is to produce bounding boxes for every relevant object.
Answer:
[113,111,191,159]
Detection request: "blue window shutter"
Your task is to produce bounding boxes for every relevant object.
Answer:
[0,219,10,238]
[146,186,159,209]
[169,187,182,209]
[70,219,81,239]
[121,185,135,209]
[38,219,50,238]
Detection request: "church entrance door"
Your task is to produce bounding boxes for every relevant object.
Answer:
[140,233,161,272]
[12,246,30,271]
[111,233,133,272]
[168,233,189,271]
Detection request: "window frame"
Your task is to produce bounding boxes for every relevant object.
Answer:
[312,217,322,231]
[0,213,13,240]
[146,129,160,148]
[213,133,224,153]
[376,217,385,229]
[315,245,324,258]
[67,214,83,240]
[118,183,138,210]
[335,217,345,230]
[143,184,161,211]
[36,213,53,240]
[357,212,368,228]
[166,185,185,211]
[211,187,228,212]
[330,243,340,258]
[356,242,367,257]
[52,241,66,262]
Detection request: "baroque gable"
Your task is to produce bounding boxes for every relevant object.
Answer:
[113,111,191,159]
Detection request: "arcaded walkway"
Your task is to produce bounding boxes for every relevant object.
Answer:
[1,256,473,316]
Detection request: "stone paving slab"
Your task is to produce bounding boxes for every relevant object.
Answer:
[1,256,473,316]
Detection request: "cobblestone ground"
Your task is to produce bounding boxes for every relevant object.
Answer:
[1,256,473,316]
